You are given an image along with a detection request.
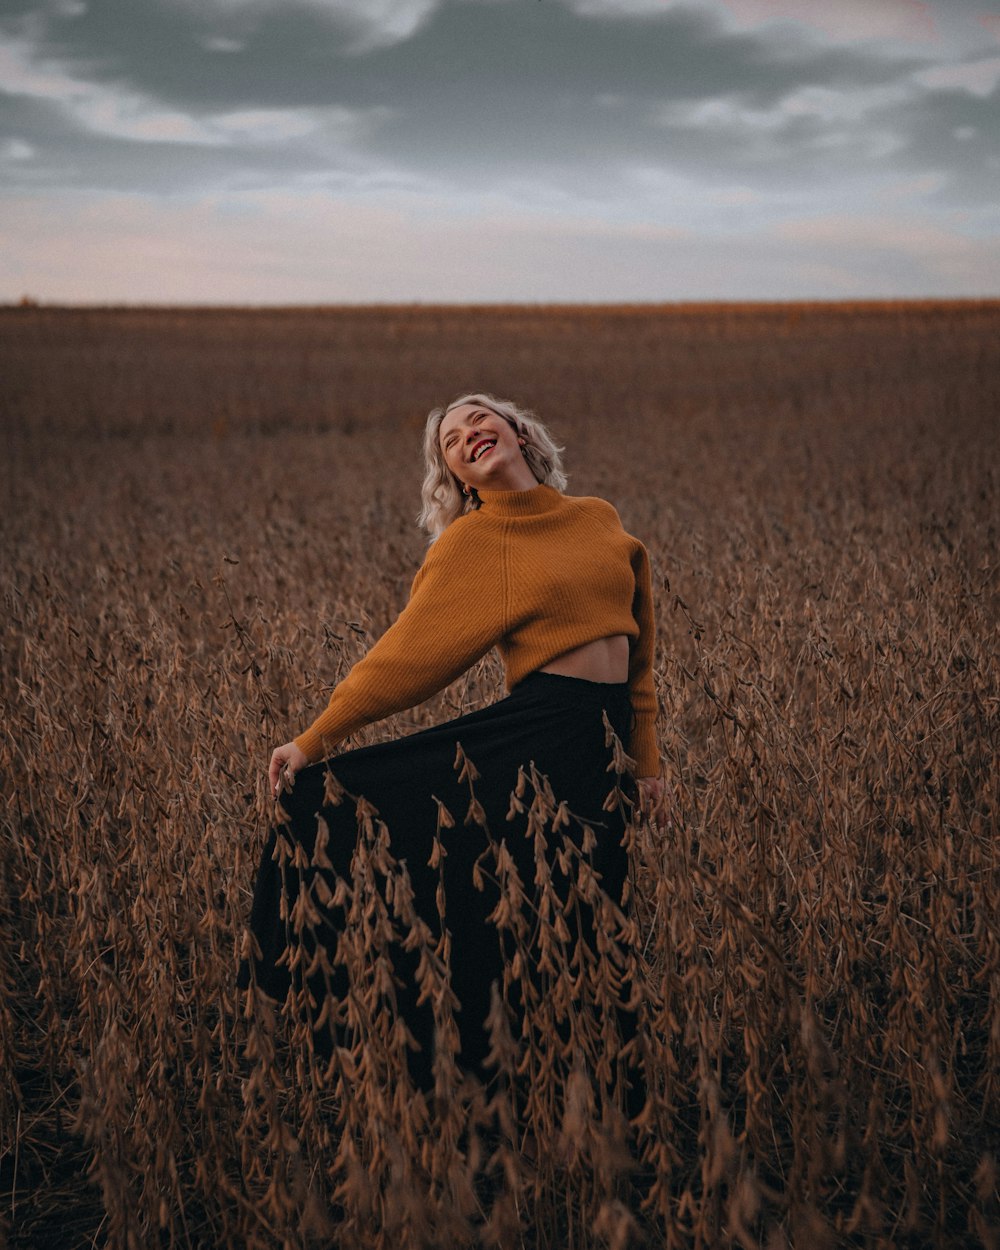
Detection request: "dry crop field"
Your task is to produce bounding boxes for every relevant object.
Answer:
[1,301,998,1249]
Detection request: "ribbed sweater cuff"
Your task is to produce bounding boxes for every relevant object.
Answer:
[631,726,660,780]
[293,724,329,764]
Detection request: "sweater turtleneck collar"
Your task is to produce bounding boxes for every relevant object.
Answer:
[476,483,564,518]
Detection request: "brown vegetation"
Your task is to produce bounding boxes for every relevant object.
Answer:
[1,301,998,1248]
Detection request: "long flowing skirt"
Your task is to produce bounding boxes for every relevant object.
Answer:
[237,671,639,1093]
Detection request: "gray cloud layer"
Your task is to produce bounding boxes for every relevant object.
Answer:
[2,0,999,299]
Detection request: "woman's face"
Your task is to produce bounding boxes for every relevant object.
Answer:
[438,403,526,492]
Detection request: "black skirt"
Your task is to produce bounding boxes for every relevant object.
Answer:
[237,671,638,1089]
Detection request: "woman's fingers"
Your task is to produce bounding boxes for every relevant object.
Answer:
[637,776,662,811]
[268,748,285,795]
[637,775,673,829]
[269,742,310,795]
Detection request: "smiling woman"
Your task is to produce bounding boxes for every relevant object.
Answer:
[238,391,663,1105]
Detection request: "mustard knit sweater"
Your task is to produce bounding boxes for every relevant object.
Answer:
[294,483,659,777]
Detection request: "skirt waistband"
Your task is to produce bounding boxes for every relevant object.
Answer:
[509,670,631,708]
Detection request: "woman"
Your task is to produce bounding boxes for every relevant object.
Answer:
[239,393,662,1090]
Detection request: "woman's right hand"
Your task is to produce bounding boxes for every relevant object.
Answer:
[269,741,309,797]
[637,774,676,834]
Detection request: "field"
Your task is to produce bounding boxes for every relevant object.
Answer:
[1,301,998,1249]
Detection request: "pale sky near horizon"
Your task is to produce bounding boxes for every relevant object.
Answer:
[1,0,999,304]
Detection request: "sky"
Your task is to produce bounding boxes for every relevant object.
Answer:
[1,0,999,303]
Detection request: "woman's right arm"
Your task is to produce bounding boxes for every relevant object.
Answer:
[289,519,504,767]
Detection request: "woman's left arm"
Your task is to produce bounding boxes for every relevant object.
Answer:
[629,544,671,824]
[627,540,661,781]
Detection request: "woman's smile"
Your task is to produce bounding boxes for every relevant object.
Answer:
[469,437,496,462]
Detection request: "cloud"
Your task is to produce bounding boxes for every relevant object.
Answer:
[1,3,990,204]
[0,32,221,143]
[914,54,1000,97]
[210,105,386,145]
[312,0,441,52]
[1,137,35,160]
[874,171,950,202]
[654,78,916,133]
[198,34,245,53]
[0,25,393,175]
[716,0,939,44]
[1,0,997,300]
[172,0,441,52]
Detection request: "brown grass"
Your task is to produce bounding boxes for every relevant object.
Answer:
[1,301,998,1248]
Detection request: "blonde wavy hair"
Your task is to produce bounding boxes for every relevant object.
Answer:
[418,393,568,540]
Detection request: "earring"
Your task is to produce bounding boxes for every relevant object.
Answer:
[462,483,471,496]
